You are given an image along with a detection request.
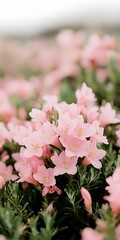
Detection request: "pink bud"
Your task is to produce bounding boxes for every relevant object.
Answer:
[80,187,92,213]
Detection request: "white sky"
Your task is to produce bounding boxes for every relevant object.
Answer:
[0,0,120,37]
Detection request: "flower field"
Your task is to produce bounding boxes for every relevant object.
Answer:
[0,30,120,239]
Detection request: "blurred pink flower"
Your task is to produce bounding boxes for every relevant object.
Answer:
[76,83,96,107]
[82,227,103,240]
[99,103,119,126]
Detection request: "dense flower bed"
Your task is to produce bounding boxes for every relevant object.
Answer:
[0,30,120,239]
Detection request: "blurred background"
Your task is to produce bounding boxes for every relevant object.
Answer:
[0,0,120,38]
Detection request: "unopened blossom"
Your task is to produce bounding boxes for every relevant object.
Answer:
[81,187,92,213]
[51,151,78,176]
[0,176,5,189]
[42,185,61,196]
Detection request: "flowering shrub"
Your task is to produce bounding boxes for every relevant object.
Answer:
[0,31,120,239]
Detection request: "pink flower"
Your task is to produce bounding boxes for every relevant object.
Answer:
[99,103,119,126]
[76,83,96,107]
[51,151,78,176]
[104,167,120,214]
[14,161,36,184]
[0,122,11,147]
[82,227,103,240]
[60,136,90,158]
[90,121,108,144]
[80,187,92,212]
[23,132,43,157]
[38,122,58,145]
[33,165,56,187]
[29,108,46,125]
[8,123,32,145]
[57,113,77,137]
[57,102,79,119]
[13,151,44,184]
[71,115,95,140]
[0,162,16,185]
[82,141,106,169]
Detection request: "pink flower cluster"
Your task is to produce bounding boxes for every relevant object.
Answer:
[3,83,117,195]
[0,83,119,194]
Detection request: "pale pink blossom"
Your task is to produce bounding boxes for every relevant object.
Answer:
[90,121,108,144]
[60,136,90,158]
[82,141,106,169]
[8,123,32,145]
[0,122,11,147]
[76,83,96,107]
[33,165,56,187]
[23,132,43,157]
[57,113,77,137]
[71,115,95,140]
[0,90,15,122]
[51,151,78,176]
[29,108,46,125]
[57,102,80,119]
[0,162,16,184]
[84,106,99,124]
[38,122,58,145]
[99,103,119,126]
[13,151,44,184]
